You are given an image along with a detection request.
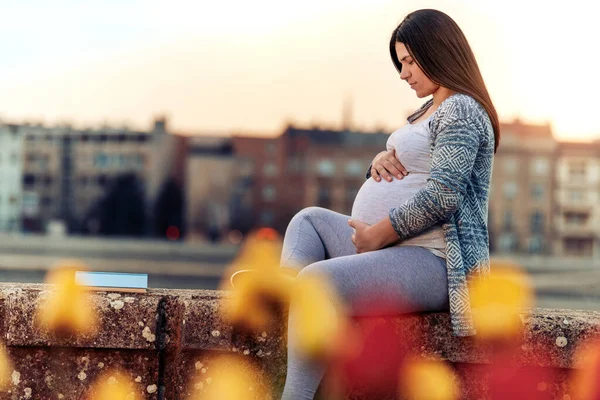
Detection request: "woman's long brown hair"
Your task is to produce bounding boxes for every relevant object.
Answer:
[390,9,500,152]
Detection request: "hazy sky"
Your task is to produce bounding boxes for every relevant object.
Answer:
[0,0,598,141]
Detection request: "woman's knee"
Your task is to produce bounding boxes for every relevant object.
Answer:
[291,207,327,224]
[296,260,326,280]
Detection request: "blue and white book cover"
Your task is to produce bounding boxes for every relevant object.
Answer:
[75,271,148,289]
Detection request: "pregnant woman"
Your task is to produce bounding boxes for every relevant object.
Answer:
[271,9,500,400]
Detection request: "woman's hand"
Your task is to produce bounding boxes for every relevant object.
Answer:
[371,149,408,182]
[349,218,400,253]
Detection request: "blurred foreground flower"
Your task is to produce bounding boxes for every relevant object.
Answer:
[470,261,533,340]
[0,343,12,390]
[87,369,140,400]
[191,355,269,400]
[328,309,421,397]
[291,273,351,360]
[221,228,295,331]
[36,260,97,336]
[482,354,557,400]
[399,358,459,400]
[571,339,600,400]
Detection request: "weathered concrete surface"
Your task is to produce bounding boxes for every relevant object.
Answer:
[0,284,598,399]
[4,285,162,349]
[4,348,159,400]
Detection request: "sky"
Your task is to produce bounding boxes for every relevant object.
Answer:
[0,0,598,141]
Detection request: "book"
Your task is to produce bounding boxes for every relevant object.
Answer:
[75,271,148,293]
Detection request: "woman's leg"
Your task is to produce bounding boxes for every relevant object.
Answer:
[281,246,449,400]
[280,207,356,272]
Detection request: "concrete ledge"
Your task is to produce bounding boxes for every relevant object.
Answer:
[0,284,597,399]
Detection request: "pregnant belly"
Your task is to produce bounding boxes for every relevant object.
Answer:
[351,175,428,226]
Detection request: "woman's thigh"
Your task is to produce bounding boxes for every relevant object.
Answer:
[297,246,449,316]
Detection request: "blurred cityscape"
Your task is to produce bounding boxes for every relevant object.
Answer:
[0,112,599,310]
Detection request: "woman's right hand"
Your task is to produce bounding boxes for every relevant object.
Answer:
[370,149,408,182]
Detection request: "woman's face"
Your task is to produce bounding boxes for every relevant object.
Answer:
[395,42,439,98]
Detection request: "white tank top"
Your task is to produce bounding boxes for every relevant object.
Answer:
[351,115,446,258]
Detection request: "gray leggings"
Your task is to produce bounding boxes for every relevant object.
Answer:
[280,207,449,400]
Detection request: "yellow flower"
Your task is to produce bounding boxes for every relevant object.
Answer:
[221,230,295,331]
[88,370,140,400]
[400,358,459,400]
[36,260,97,336]
[291,274,349,359]
[0,343,13,390]
[191,355,269,400]
[470,261,533,340]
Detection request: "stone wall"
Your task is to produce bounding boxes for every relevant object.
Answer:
[0,283,598,399]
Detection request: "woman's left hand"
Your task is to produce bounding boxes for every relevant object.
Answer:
[348,219,380,253]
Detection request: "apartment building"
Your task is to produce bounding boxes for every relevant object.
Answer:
[186,136,253,239]
[19,118,176,233]
[488,119,558,254]
[553,142,600,257]
[0,124,24,232]
[231,125,389,233]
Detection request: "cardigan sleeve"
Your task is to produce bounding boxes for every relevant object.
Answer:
[388,115,482,240]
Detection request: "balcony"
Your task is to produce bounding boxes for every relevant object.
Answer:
[556,221,597,238]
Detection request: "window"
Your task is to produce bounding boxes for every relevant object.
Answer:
[529,236,544,254]
[503,210,514,230]
[94,153,109,168]
[503,157,518,174]
[317,187,331,208]
[316,160,336,177]
[568,162,587,179]
[263,162,278,177]
[564,238,593,256]
[499,233,517,252]
[240,160,255,176]
[262,185,276,202]
[503,182,518,200]
[345,160,365,177]
[265,143,277,155]
[530,211,544,233]
[564,212,588,226]
[531,183,544,200]
[531,157,549,175]
[345,187,358,213]
[568,190,585,203]
[23,174,36,185]
[287,157,303,173]
[260,210,274,226]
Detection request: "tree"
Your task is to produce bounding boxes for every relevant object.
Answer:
[91,173,147,236]
[153,178,185,240]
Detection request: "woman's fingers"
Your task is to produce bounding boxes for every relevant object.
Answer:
[382,160,406,180]
[370,167,381,182]
[375,165,393,182]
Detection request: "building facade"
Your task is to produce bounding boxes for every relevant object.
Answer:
[186,136,254,240]
[15,118,180,235]
[553,142,600,257]
[0,124,24,232]
[488,119,558,255]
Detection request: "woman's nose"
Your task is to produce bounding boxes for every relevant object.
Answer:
[400,69,410,81]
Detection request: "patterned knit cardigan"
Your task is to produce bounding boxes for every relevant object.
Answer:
[369,93,495,336]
